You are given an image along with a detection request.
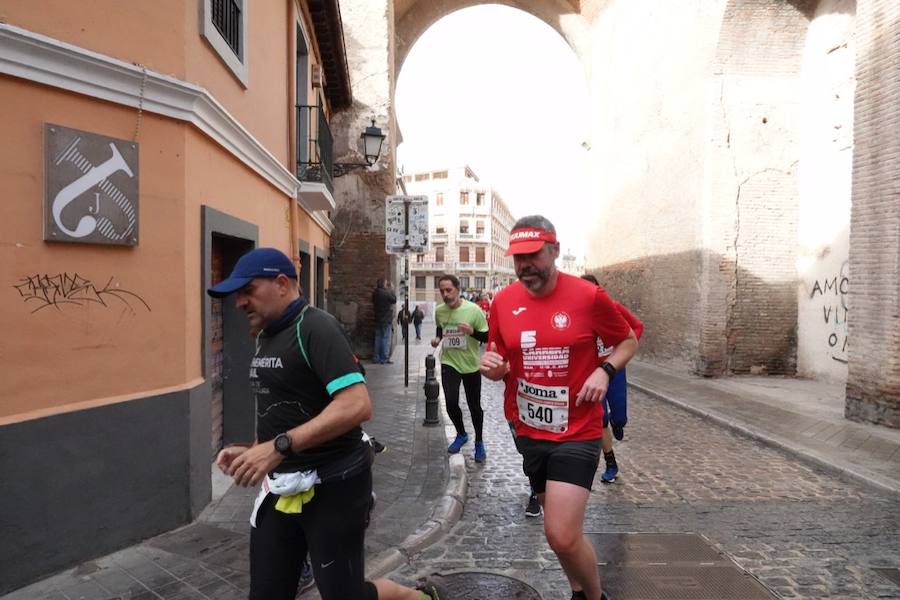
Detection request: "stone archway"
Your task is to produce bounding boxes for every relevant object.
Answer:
[394,0,591,75]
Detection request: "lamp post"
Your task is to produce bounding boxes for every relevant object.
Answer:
[334,119,386,177]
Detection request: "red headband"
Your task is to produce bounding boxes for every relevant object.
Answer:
[505,227,557,256]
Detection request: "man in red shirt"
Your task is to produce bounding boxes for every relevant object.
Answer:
[481,216,638,600]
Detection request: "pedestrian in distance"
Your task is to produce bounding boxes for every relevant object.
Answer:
[431,274,490,462]
[207,248,449,600]
[580,273,644,484]
[397,305,411,341]
[412,304,425,340]
[480,216,638,600]
[372,278,397,364]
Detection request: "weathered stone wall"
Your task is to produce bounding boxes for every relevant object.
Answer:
[330,0,399,358]
[586,0,832,376]
[796,0,855,382]
[845,0,900,427]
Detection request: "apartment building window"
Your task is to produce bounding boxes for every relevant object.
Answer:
[415,276,426,288]
[460,191,469,205]
[459,221,469,234]
[459,246,469,262]
[475,246,485,262]
[476,220,485,235]
[435,245,444,262]
[415,173,430,181]
[202,0,248,86]
[435,226,446,234]
[416,253,424,262]
[433,276,443,288]
[476,192,485,206]
[460,276,470,289]
[432,171,448,179]
[475,276,485,290]
[436,192,444,206]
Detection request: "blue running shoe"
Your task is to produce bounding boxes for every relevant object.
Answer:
[474,441,486,462]
[447,432,469,454]
[601,464,619,483]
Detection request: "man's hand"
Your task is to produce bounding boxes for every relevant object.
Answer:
[431,336,441,348]
[225,441,285,487]
[215,445,248,475]
[480,342,509,380]
[457,322,474,336]
[575,367,610,406]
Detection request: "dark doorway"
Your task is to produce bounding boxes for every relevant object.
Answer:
[315,249,326,309]
[210,233,255,452]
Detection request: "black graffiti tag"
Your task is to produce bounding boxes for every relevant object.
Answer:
[13,273,151,314]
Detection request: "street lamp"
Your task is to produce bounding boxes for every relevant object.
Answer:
[334,119,386,177]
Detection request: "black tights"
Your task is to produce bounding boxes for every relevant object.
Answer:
[441,364,484,442]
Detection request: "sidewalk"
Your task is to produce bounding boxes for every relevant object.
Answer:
[3,334,464,600]
[628,360,900,496]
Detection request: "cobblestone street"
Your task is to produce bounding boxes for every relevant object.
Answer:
[390,381,900,600]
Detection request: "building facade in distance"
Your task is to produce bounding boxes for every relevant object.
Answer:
[401,165,516,308]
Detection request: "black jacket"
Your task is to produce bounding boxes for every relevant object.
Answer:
[372,287,396,325]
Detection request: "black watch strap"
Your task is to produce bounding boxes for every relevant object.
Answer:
[600,361,617,379]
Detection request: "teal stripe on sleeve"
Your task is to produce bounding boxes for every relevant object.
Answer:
[326,372,365,396]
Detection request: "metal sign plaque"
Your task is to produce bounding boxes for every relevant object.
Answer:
[385,195,429,254]
[44,123,139,245]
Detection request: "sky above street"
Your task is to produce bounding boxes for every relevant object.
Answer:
[395,4,592,260]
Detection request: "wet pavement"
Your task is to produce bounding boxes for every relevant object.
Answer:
[6,330,900,600]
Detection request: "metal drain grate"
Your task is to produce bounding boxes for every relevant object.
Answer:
[874,567,900,587]
[587,532,724,565]
[586,533,777,600]
[435,572,541,599]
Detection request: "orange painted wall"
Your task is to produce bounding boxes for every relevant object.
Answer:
[0,0,189,79]
[1,0,296,169]
[2,79,189,419]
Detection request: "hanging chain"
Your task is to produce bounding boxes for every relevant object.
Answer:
[132,65,149,142]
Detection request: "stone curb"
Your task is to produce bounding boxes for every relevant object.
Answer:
[629,378,900,499]
[364,430,469,581]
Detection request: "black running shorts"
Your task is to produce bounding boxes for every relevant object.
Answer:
[515,436,602,493]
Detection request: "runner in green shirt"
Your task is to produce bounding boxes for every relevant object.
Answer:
[431,274,490,462]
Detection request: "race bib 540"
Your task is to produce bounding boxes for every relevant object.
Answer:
[515,379,569,433]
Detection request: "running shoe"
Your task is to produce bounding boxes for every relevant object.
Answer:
[416,574,451,599]
[570,592,611,600]
[473,441,486,462]
[296,558,315,597]
[525,492,542,518]
[369,437,387,454]
[447,432,469,454]
[600,464,619,483]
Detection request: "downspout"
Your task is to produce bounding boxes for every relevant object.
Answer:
[287,0,301,277]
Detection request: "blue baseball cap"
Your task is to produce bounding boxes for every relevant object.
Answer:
[207,247,297,298]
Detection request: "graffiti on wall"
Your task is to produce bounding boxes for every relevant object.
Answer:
[13,273,151,315]
[808,261,849,363]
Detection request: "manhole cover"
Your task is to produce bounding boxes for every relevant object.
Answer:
[874,567,900,587]
[436,572,541,599]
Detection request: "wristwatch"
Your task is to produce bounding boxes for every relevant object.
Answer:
[599,361,617,380]
[273,432,293,456]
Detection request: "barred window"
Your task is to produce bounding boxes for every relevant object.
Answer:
[212,0,242,55]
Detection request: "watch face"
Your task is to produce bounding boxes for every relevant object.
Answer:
[275,433,292,455]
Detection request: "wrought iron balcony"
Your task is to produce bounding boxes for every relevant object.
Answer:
[296,104,334,196]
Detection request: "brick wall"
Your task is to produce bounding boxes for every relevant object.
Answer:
[329,231,392,358]
[845,0,900,427]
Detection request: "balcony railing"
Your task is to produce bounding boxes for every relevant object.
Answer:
[296,105,334,195]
